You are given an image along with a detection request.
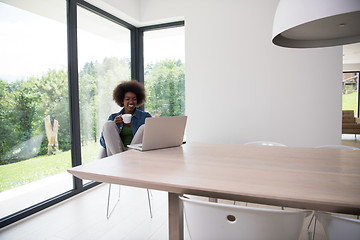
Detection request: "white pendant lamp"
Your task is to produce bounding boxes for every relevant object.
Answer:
[272,0,360,48]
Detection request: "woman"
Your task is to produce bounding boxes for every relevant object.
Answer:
[99,80,151,158]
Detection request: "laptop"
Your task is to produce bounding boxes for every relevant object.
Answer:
[127,116,187,151]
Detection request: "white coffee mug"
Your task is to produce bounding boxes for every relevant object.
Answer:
[122,114,132,124]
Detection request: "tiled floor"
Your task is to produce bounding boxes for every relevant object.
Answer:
[0,184,336,240]
[0,185,170,240]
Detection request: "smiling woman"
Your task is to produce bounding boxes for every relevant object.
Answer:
[99,80,151,158]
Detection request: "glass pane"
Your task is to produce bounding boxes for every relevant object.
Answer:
[77,6,131,165]
[342,72,359,116]
[144,27,185,117]
[0,0,72,219]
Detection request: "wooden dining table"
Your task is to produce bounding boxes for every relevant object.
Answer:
[68,142,360,240]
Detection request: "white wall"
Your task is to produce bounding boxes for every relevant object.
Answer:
[107,0,343,147]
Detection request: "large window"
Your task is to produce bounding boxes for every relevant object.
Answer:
[77,6,131,165]
[0,0,72,219]
[143,26,185,117]
[0,0,184,228]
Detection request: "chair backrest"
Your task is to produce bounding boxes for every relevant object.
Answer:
[316,145,360,150]
[180,196,311,240]
[315,211,360,240]
[342,110,356,124]
[245,141,286,146]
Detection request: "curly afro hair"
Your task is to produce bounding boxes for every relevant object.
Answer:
[113,80,147,107]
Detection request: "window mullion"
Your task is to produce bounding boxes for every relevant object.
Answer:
[67,0,82,189]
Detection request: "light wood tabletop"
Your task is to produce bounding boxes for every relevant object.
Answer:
[68,142,360,240]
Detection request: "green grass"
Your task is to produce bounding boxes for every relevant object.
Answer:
[342,92,358,115]
[0,142,99,192]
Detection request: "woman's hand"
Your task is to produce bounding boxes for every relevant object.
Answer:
[114,114,123,125]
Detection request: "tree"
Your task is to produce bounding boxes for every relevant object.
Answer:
[0,80,17,163]
[79,61,97,145]
[145,59,185,117]
[0,78,43,163]
[0,68,71,163]
[0,57,132,164]
[34,69,70,153]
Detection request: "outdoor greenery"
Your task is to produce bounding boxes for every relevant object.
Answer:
[0,57,185,191]
[342,82,358,94]
[343,91,358,115]
[0,70,70,165]
[0,142,98,192]
[145,59,185,117]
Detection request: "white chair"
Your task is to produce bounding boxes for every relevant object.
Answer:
[180,196,311,240]
[245,141,286,146]
[314,211,360,240]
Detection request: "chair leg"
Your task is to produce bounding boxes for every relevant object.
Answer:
[106,185,153,219]
[106,184,121,219]
[147,189,153,218]
[312,218,317,240]
[307,213,315,230]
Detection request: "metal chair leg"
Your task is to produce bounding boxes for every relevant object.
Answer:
[107,184,153,219]
[147,189,153,218]
[312,218,317,240]
[307,213,315,230]
[106,184,121,219]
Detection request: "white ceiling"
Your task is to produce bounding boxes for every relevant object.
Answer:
[343,42,360,64]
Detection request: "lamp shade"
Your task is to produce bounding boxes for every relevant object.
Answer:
[272,0,360,48]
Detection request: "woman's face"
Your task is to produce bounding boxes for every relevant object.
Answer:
[123,92,137,113]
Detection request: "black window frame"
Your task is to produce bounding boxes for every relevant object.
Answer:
[136,21,185,110]
[0,0,184,228]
